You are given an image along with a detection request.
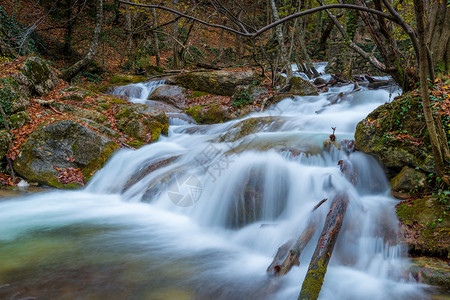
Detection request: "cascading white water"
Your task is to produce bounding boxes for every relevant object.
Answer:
[111,80,165,104]
[0,70,429,299]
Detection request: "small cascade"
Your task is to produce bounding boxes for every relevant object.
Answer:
[111,79,165,103]
[0,69,427,300]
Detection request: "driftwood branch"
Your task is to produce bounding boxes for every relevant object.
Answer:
[267,198,328,276]
[298,192,349,300]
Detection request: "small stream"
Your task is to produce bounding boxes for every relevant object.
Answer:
[0,68,429,299]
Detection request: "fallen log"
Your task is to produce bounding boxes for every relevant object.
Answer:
[298,191,349,300]
[267,198,327,276]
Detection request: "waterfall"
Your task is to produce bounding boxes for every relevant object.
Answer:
[0,71,428,300]
[110,79,165,104]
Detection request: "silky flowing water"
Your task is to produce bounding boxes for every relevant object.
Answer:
[0,72,430,299]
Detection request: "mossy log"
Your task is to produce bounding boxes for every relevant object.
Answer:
[298,192,349,300]
[267,198,327,276]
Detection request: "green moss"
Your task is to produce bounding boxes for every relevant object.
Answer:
[127,140,145,148]
[396,196,449,257]
[48,179,83,190]
[109,98,127,104]
[115,107,131,119]
[83,141,119,181]
[299,258,328,299]
[189,90,208,98]
[185,106,204,123]
[110,75,147,85]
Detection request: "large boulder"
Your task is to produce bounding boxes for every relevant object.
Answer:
[148,84,187,109]
[13,56,59,97]
[185,104,233,124]
[355,100,435,181]
[396,196,449,258]
[13,120,120,188]
[287,76,319,96]
[168,70,260,96]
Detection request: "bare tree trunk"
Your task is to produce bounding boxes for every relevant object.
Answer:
[298,17,319,78]
[426,0,449,72]
[152,8,161,67]
[413,0,446,180]
[61,0,103,82]
[270,0,293,83]
[172,0,181,69]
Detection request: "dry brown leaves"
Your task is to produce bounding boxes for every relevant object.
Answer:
[53,166,85,186]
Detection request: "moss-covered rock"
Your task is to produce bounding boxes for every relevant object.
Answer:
[0,77,29,114]
[409,257,450,291]
[13,119,120,188]
[59,86,97,101]
[390,166,427,193]
[355,97,435,181]
[0,130,11,160]
[109,74,147,85]
[218,116,286,142]
[288,77,319,96]
[52,102,107,123]
[168,70,260,96]
[396,196,449,258]
[185,104,232,124]
[9,111,31,129]
[13,56,59,97]
[114,103,168,143]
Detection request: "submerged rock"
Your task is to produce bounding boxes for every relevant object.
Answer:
[13,120,120,188]
[409,257,450,290]
[218,116,287,142]
[168,70,260,96]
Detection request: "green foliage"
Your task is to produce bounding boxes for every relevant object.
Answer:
[232,89,252,108]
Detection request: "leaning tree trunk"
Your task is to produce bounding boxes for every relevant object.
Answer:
[298,192,349,300]
[61,0,103,82]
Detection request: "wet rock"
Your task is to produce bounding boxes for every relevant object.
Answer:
[185,105,232,124]
[409,257,450,290]
[287,77,319,96]
[396,196,449,258]
[226,166,288,228]
[13,119,120,188]
[313,77,327,85]
[168,70,260,96]
[390,166,427,193]
[218,116,286,142]
[114,103,168,143]
[148,84,186,109]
